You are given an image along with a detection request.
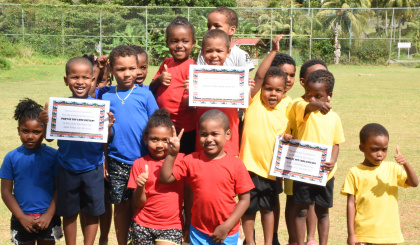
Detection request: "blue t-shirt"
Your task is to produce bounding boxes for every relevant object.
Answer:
[96,85,149,99]
[57,96,105,173]
[0,145,58,214]
[102,85,158,165]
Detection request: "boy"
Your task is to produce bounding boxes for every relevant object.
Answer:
[39,57,108,245]
[160,109,254,245]
[341,123,418,245]
[284,69,345,245]
[197,7,254,70]
[102,45,158,245]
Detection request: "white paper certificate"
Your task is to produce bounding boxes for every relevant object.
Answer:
[46,97,110,143]
[189,65,249,108]
[269,137,332,186]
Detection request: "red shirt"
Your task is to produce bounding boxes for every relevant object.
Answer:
[172,152,254,235]
[154,58,196,132]
[127,154,185,230]
[195,107,240,156]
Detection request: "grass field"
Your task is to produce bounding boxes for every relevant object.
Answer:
[0,64,419,244]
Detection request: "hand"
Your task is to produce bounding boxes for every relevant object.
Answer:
[18,215,38,233]
[282,134,294,141]
[168,126,184,157]
[395,146,408,166]
[104,158,109,181]
[323,161,335,172]
[272,35,283,52]
[183,77,190,93]
[161,64,172,86]
[319,96,332,115]
[347,234,358,245]
[209,223,229,244]
[108,112,115,128]
[97,55,109,69]
[39,102,49,124]
[248,79,255,92]
[136,164,149,187]
[35,213,52,230]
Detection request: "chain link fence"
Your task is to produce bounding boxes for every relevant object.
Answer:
[1,4,419,65]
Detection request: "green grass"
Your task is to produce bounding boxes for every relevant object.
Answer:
[0,64,419,244]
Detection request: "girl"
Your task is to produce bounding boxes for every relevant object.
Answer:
[0,98,63,245]
[127,109,185,245]
[131,45,149,89]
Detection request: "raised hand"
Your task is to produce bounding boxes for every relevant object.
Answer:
[97,55,109,69]
[39,102,49,125]
[394,146,408,166]
[272,34,283,52]
[167,126,184,156]
[319,96,332,115]
[161,64,172,86]
[136,164,149,187]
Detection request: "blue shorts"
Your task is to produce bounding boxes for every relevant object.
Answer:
[56,164,105,217]
[190,225,239,245]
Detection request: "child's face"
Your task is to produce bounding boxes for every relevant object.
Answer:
[360,135,389,166]
[145,126,172,160]
[199,119,231,159]
[135,53,148,86]
[304,82,331,103]
[300,64,327,87]
[201,37,231,66]
[279,64,295,92]
[261,76,286,108]
[64,63,94,98]
[166,26,196,62]
[207,12,236,38]
[110,55,137,90]
[18,119,44,150]
[97,67,110,89]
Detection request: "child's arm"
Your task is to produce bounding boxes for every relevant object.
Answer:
[305,96,332,116]
[132,164,149,211]
[252,35,283,98]
[209,191,251,243]
[107,112,115,142]
[39,102,54,142]
[324,144,339,171]
[36,178,58,230]
[150,64,172,94]
[346,194,358,245]
[395,146,419,187]
[159,126,184,184]
[1,179,38,233]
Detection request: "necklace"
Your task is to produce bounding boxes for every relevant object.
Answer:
[115,86,135,105]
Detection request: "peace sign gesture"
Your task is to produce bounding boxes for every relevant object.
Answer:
[168,126,184,156]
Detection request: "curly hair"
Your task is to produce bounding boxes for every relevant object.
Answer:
[14,98,43,125]
[209,7,238,27]
[306,69,335,94]
[359,123,389,144]
[299,59,327,80]
[109,45,137,68]
[271,53,296,70]
[143,109,174,137]
[166,16,196,42]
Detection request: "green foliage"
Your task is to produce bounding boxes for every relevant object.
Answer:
[0,57,12,70]
[350,39,389,64]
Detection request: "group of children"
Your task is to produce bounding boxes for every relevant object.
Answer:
[1,6,418,245]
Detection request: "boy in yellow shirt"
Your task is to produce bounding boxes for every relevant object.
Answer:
[341,123,418,245]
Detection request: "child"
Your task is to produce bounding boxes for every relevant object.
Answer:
[150,16,197,155]
[283,59,328,245]
[197,7,254,70]
[1,99,63,245]
[102,45,159,245]
[83,54,111,98]
[131,45,149,89]
[127,109,186,245]
[341,123,418,245]
[284,69,345,245]
[160,109,254,245]
[239,66,288,245]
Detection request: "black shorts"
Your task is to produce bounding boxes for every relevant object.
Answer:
[128,221,182,245]
[293,177,334,208]
[10,215,63,244]
[245,172,277,215]
[108,157,133,204]
[179,129,196,155]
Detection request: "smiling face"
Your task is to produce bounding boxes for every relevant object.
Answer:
[166,26,196,62]
[64,63,94,99]
[304,81,331,103]
[110,55,138,90]
[199,119,231,159]
[207,12,236,38]
[145,126,172,160]
[201,37,230,66]
[360,134,389,166]
[135,53,148,86]
[18,119,44,150]
[261,76,286,108]
[279,64,295,92]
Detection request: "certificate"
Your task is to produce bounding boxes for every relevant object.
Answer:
[269,137,332,186]
[46,97,110,143]
[189,65,249,108]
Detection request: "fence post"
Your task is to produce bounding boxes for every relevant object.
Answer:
[289,2,293,56]
[145,7,148,54]
[270,8,273,51]
[187,7,190,21]
[62,7,64,56]
[100,10,102,56]
[21,6,24,42]
[310,8,313,60]
[349,8,353,63]
[388,8,394,61]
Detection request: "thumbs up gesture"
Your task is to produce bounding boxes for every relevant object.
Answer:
[39,102,49,124]
[136,164,149,187]
[394,146,408,166]
[319,95,332,115]
[161,64,172,86]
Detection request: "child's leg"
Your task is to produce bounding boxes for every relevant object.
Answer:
[306,201,317,243]
[285,195,297,244]
[241,213,256,245]
[272,196,280,244]
[314,205,329,245]
[114,200,132,245]
[99,183,113,245]
[313,177,334,245]
[37,240,54,245]
[295,203,310,245]
[260,208,274,245]
[63,214,78,245]
[80,212,99,245]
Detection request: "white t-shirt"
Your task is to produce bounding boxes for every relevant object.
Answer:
[197,45,255,70]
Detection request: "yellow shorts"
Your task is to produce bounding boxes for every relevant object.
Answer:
[284,178,293,195]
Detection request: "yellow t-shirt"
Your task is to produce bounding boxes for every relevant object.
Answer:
[285,96,304,138]
[239,92,291,180]
[295,100,345,180]
[341,162,408,244]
